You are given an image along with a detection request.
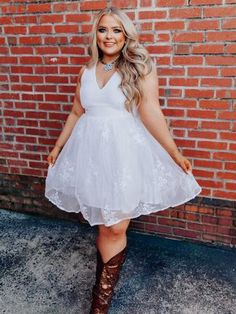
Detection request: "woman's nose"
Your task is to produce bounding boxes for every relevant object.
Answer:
[106,31,112,39]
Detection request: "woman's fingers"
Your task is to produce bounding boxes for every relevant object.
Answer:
[184,158,192,174]
[47,154,55,166]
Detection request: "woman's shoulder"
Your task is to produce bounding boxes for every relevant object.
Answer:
[77,65,88,84]
[77,60,96,84]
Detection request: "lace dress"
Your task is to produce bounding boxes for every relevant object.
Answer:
[45,63,202,226]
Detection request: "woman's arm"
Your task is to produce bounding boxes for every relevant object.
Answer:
[54,66,86,150]
[47,66,86,166]
[138,65,192,174]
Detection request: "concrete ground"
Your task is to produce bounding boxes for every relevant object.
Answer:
[0,208,235,314]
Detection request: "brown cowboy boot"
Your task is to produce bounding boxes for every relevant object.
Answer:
[89,245,128,314]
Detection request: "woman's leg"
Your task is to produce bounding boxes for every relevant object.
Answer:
[90,219,131,314]
[96,219,131,263]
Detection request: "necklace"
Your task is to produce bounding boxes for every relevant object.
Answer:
[100,56,120,72]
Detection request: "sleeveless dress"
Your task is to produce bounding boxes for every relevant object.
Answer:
[45,63,202,227]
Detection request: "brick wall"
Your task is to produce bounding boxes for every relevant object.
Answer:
[1,0,236,199]
[0,1,236,246]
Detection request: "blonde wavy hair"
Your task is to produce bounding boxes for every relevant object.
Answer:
[87,7,153,113]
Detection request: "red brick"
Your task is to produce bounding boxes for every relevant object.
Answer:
[80,1,109,11]
[35,66,58,75]
[193,169,215,179]
[65,14,91,23]
[111,0,138,8]
[206,56,236,66]
[40,14,63,24]
[201,121,230,130]
[14,15,37,24]
[60,47,84,55]
[182,149,211,159]
[202,216,218,225]
[140,0,152,6]
[170,78,198,86]
[139,11,167,19]
[173,56,203,65]
[185,205,198,212]
[168,99,196,108]
[53,2,78,12]
[195,161,223,172]
[174,32,204,42]
[226,44,236,53]
[27,3,51,13]
[189,20,219,30]
[220,132,236,141]
[40,121,62,129]
[29,161,47,169]
[26,128,47,136]
[21,76,43,84]
[4,26,27,34]
[214,152,236,161]
[158,217,186,228]
[8,159,27,167]
[225,163,236,171]
[187,110,216,119]
[214,190,236,200]
[216,90,236,98]
[0,56,17,64]
[199,100,230,110]
[191,0,222,4]
[157,0,185,5]
[11,47,33,54]
[55,25,79,34]
[0,16,12,24]
[35,85,56,93]
[173,228,201,239]
[20,37,42,45]
[170,119,198,128]
[198,207,214,215]
[222,18,236,29]
[188,67,218,76]
[170,8,201,18]
[218,111,236,120]
[144,224,172,234]
[21,168,43,176]
[188,130,217,139]
[29,25,52,34]
[192,44,224,54]
[155,21,184,30]
[19,56,42,65]
[225,182,236,191]
[207,31,236,42]
[217,172,236,180]
[204,7,236,17]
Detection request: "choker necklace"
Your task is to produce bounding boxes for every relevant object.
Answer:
[100,56,120,72]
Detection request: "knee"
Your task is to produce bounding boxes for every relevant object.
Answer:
[98,219,130,238]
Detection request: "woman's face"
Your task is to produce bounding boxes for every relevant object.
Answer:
[96,14,126,59]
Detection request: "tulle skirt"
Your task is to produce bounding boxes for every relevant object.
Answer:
[45,110,202,226]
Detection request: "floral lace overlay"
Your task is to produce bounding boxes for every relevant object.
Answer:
[58,157,75,184]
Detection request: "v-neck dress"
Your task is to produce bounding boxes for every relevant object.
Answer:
[45,63,202,227]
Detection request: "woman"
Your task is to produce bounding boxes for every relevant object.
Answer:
[45,7,201,313]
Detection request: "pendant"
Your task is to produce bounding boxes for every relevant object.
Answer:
[104,63,113,71]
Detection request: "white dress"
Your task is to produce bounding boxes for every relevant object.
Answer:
[45,63,202,227]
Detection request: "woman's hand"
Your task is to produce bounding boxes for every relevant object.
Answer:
[47,145,62,166]
[171,150,192,175]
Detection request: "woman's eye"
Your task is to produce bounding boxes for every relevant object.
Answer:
[98,28,106,33]
[114,29,122,33]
